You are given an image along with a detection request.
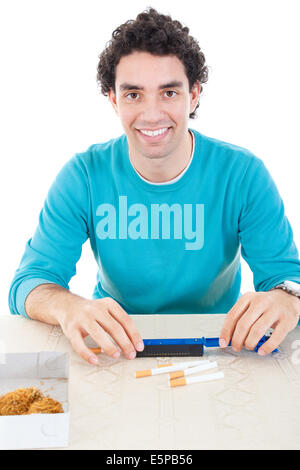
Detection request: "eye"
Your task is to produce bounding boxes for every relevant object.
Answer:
[126,92,139,100]
[164,90,177,98]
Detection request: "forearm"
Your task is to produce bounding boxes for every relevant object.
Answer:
[24,283,86,326]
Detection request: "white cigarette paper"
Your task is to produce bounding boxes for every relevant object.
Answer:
[180,361,218,377]
[186,371,224,384]
[169,371,224,387]
[135,359,209,378]
[151,360,209,375]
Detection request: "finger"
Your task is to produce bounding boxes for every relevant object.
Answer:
[96,310,138,359]
[105,298,144,352]
[86,319,122,359]
[219,293,253,347]
[230,304,265,352]
[244,310,277,351]
[257,323,288,356]
[69,330,100,365]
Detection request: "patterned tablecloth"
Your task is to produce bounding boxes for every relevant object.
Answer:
[0,314,300,450]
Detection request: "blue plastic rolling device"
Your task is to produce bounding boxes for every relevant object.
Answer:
[136,335,278,357]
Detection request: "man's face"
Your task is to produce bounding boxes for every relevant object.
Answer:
[108,51,200,161]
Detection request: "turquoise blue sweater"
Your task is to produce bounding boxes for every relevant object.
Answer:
[8,129,300,318]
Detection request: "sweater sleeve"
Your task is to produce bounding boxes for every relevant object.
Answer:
[238,156,300,292]
[8,155,90,318]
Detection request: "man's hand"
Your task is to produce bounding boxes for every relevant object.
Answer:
[219,290,300,355]
[58,296,144,364]
[25,284,144,365]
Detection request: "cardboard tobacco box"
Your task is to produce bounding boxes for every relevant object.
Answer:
[0,351,69,449]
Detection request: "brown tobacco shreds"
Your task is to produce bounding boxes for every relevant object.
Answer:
[27,397,63,414]
[0,387,43,416]
[0,387,64,416]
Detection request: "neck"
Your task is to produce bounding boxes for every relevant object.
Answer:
[129,129,193,183]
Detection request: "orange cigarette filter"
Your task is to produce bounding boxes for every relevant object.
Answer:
[135,363,174,378]
[90,347,102,354]
[169,370,184,380]
[170,378,187,388]
[136,369,152,378]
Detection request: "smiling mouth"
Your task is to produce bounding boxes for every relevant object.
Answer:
[136,127,172,142]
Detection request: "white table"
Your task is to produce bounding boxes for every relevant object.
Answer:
[1,314,300,450]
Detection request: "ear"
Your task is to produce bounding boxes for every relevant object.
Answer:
[108,88,119,116]
[190,81,201,114]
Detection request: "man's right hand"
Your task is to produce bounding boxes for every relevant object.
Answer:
[25,284,144,365]
[58,296,145,365]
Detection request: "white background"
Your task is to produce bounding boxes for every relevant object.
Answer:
[1,0,299,316]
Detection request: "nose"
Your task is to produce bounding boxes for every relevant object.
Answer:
[139,95,167,124]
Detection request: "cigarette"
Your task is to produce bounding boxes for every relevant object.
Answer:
[169,371,224,387]
[135,360,209,378]
[169,361,218,379]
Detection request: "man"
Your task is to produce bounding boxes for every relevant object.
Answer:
[8,8,300,365]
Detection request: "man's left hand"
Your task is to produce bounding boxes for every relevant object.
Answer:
[219,289,300,355]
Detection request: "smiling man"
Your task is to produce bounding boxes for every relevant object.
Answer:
[8,7,300,364]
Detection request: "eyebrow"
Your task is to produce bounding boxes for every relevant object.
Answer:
[119,81,184,92]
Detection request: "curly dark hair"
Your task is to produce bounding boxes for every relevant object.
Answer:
[96,7,209,119]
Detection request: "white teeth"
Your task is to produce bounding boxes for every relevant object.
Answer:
[140,127,168,137]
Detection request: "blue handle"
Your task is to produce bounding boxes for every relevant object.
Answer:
[143,338,202,345]
[203,335,278,353]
